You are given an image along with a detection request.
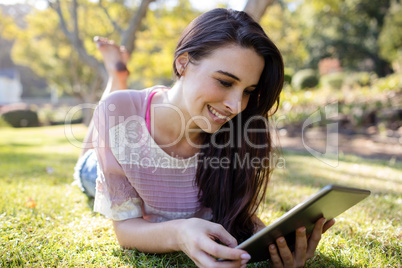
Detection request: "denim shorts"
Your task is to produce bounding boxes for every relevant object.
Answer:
[73,149,98,198]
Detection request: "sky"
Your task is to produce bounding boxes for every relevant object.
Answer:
[0,0,248,11]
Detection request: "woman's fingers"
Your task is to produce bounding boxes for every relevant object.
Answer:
[191,222,251,266]
[194,250,243,268]
[203,222,251,262]
[306,218,326,259]
[193,250,220,268]
[275,237,294,267]
[178,219,250,267]
[269,244,283,268]
[209,222,239,248]
[189,235,248,267]
[293,227,308,267]
[198,236,246,262]
[268,219,335,268]
[323,218,336,233]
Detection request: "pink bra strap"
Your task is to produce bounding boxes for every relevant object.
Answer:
[145,90,159,133]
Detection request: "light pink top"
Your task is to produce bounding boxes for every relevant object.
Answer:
[92,86,212,222]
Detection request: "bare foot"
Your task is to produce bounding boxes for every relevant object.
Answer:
[94,36,130,77]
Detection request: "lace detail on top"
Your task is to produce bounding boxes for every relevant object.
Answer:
[95,184,143,220]
[109,114,198,170]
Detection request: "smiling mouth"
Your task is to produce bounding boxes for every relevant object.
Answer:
[208,105,229,120]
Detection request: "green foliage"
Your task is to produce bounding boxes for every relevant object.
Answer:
[297,0,392,75]
[2,1,142,101]
[0,116,11,128]
[37,105,83,126]
[344,72,374,87]
[372,72,402,93]
[320,72,344,90]
[1,0,398,98]
[8,6,98,100]
[129,1,201,88]
[284,67,294,85]
[2,0,201,96]
[1,109,39,127]
[379,1,402,65]
[259,3,309,70]
[291,69,319,90]
[278,71,401,130]
[284,73,292,85]
[0,9,18,40]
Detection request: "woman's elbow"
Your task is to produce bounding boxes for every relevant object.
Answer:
[112,220,134,249]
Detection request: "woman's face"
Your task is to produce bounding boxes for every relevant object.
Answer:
[178,44,264,133]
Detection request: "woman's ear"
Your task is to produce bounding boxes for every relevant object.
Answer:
[175,52,189,76]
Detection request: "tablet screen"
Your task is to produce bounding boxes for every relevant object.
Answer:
[237,185,371,262]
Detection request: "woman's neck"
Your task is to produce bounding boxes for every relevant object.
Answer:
[150,83,202,158]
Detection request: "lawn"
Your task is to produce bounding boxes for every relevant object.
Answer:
[0,124,401,267]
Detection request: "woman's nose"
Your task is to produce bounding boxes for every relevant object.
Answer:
[223,90,243,114]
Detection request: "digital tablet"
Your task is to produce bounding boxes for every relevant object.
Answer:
[237,185,371,263]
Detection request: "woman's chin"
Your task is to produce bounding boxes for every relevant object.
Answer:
[200,123,226,134]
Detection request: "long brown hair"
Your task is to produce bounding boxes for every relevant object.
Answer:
[174,8,284,242]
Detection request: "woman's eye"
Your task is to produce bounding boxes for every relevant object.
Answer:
[243,90,253,95]
[218,79,232,88]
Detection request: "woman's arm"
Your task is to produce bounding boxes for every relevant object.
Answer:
[113,217,181,252]
[113,217,252,268]
[80,121,94,157]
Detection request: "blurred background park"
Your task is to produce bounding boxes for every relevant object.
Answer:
[0,0,401,267]
[0,0,401,160]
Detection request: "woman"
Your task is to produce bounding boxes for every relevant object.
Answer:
[74,8,335,268]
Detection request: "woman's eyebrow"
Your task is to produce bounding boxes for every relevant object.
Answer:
[216,70,240,81]
[215,70,258,88]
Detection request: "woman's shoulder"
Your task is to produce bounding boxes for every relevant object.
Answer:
[104,88,148,104]
[101,86,167,116]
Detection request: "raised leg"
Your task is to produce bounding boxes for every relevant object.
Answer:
[81,37,130,156]
[94,36,130,100]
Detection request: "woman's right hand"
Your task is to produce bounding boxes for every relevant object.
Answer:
[177,218,251,268]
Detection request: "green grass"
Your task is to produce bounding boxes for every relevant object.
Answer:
[0,125,401,267]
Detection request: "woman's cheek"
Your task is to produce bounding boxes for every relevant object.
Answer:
[241,96,250,112]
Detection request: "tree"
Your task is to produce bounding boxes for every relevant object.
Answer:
[379,0,402,72]
[50,0,154,123]
[297,0,393,76]
[244,0,275,22]
[126,0,201,89]
[0,9,17,69]
[4,0,274,122]
[258,1,310,71]
[48,0,154,78]
[9,3,107,104]
[4,0,155,124]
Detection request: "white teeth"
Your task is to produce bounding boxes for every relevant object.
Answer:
[208,105,227,120]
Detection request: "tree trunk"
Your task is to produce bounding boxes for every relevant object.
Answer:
[50,0,154,125]
[243,0,275,22]
[121,0,155,54]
